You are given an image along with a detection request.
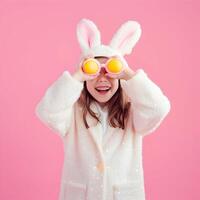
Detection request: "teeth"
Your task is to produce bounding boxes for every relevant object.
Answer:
[96,88,110,91]
[96,86,110,90]
[95,87,110,91]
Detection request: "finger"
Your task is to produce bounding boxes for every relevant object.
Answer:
[105,73,112,78]
[106,73,117,79]
[88,74,99,80]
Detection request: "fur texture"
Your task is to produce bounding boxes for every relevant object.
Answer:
[35,69,171,200]
[76,18,141,69]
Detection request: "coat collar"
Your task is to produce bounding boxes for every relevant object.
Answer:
[85,101,119,149]
[86,101,103,127]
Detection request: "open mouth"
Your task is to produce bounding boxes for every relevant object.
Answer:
[95,87,111,94]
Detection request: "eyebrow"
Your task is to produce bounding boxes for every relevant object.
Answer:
[94,56,108,59]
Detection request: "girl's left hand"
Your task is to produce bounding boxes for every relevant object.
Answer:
[105,66,136,81]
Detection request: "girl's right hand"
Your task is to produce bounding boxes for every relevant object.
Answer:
[72,66,99,82]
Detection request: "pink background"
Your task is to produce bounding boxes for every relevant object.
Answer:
[1,0,200,199]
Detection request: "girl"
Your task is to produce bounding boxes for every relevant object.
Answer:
[35,19,171,200]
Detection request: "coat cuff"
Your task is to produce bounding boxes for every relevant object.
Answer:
[120,68,165,104]
[40,70,84,113]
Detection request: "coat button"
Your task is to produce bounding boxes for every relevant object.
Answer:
[96,161,105,173]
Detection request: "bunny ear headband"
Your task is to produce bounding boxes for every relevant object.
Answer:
[76,18,142,68]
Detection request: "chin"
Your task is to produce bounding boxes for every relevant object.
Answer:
[96,97,111,103]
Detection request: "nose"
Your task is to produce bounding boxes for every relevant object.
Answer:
[97,67,108,81]
[99,67,106,74]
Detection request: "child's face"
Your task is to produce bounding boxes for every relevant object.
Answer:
[86,57,119,105]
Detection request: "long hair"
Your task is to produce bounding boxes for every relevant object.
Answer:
[77,56,131,129]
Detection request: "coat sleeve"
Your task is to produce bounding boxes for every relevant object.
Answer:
[35,70,84,138]
[120,68,171,137]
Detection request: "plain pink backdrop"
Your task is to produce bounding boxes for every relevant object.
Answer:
[1,0,199,199]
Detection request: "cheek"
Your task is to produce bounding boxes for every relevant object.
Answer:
[111,81,119,93]
[86,81,96,94]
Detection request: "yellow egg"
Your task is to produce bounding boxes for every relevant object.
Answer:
[107,58,123,73]
[82,60,99,74]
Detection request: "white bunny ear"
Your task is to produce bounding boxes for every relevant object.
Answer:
[76,18,101,52]
[109,21,141,55]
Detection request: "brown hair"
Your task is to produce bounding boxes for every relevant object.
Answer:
[77,56,131,130]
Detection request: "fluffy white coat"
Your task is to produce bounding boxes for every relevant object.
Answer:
[35,68,171,200]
